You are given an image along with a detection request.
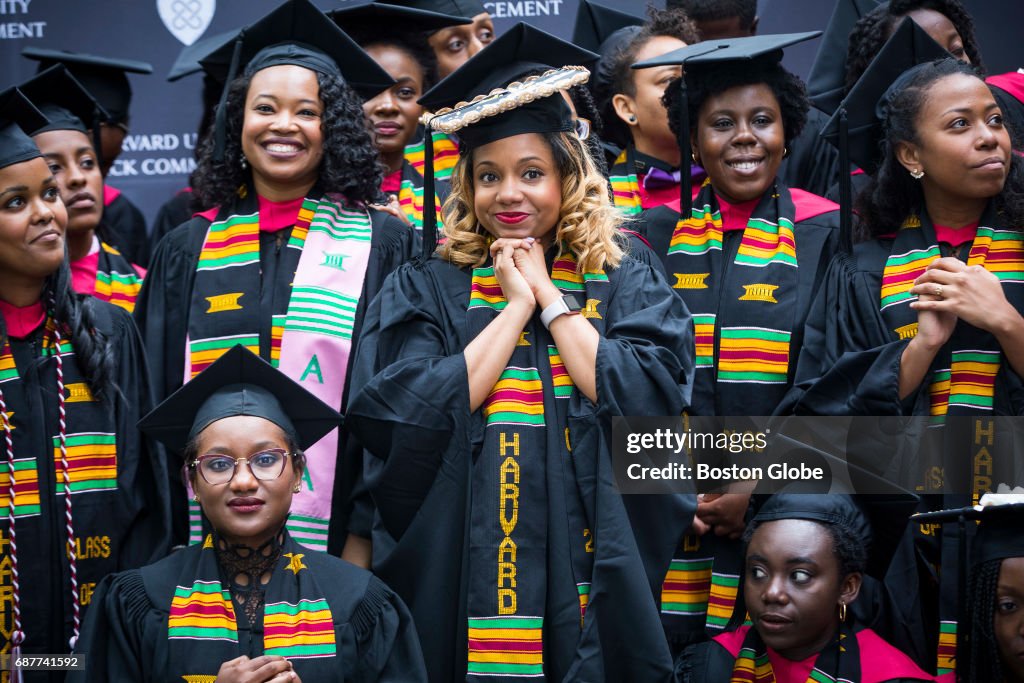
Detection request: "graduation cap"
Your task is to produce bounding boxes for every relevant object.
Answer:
[377,0,485,21]
[198,0,394,160]
[328,0,472,36]
[138,345,342,454]
[167,29,238,82]
[19,65,108,136]
[914,498,1024,568]
[631,32,821,223]
[416,23,596,258]
[751,431,920,579]
[806,0,882,116]
[571,0,644,54]
[21,48,152,125]
[0,88,47,171]
[820,19,947,253]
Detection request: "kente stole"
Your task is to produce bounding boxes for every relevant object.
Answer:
[95,241,143,313]
[464,252,605,680]
[167,533,336,678]
[404,130,459,181]
[609,146,643,217]
[729,622,861,683]
[184,191,372,550]
[397,159,443,233]
[879,210,1024,675]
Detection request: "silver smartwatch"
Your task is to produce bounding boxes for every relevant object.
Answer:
[540,294,582,329]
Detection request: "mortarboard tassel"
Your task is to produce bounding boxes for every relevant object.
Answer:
[838,107,852,254]
[213,32,245,163]
[677,76,692,220]
[422,127,437,259]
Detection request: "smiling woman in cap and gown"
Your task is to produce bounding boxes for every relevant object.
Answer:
[21,48,154,268]
[19,66,145,313]
[0,89,169,681]
[134,0,415,555]
[346,34,696,681]
[70,346,426,683]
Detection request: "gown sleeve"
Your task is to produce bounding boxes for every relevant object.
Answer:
[779,248,915,416]
[596,257,695,418]
[346,260,471,540]
[350,576,428,683]
[69,570,161,683]
[101,302,173,566]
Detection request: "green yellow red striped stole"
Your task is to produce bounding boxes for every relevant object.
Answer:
[167,533,338,673]
[609,148,643,216]
[396,159,444,232]
[664,183,800,414]
[185,191,374,550]
[936,620,956,676]
[465,251,606,681]
[95,241,143,313]
[880,213,1024,418]
[0,319,114,521]
[729,622,860,683]
[403,130,460,181]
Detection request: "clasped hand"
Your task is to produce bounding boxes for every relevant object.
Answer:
[489,238,562,310]
[909,256,1016,346]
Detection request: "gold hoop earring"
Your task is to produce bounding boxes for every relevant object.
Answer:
[838,602,847,622]
[910,168,924,180]
[783,147,789,158]
[691,152,699,164]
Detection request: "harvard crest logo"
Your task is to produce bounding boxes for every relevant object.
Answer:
[157,0,215,46]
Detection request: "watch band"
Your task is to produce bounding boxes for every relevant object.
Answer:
[540,295,581,329]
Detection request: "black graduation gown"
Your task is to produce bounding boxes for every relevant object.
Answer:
[133,208,415,550]
[0,301,170,683]
[71,533,427,682]
[777,107,842,198]
[346,254,697,683]
[102,187,150,268]
[149,188,194,251]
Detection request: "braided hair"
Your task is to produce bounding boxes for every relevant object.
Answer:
[857,59,1024,240]
[960,559,1005,682]
[845,0,984,93]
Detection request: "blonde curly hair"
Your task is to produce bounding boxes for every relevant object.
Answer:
[438,130,624,274]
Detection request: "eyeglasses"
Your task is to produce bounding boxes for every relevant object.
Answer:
[574,117,591,142]
[191,448,293,485]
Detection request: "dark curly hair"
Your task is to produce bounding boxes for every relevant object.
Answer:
[857,59,1024,239]
[845,0,984,94]
[662,59,810,148]
[346,27,439,93]
[0,256,117,404]
[958,559,1006,683]
[192,68,383,210]
[593,6,701,150]
[667,0,757,32]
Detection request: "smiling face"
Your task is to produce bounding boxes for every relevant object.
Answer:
[472,133,562,243]
[192,414,302,548]
[745,519,861,661]
[995,557,1024,682]
[0,157,67,299]
[896,73,1011,210]
[428,13,495,80]
[33,128,103,236]
[240,65,325,201]
[694,82,786,205]
[362,43,426,171]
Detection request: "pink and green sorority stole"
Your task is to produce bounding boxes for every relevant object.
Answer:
[94,241,143,313]
[464,251,606,680]
[167,533,336,677]
[879,212,1024,421]
[608,146,643,217]
[184,191,373,550]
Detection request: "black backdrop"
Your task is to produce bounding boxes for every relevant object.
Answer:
[0,0,1019,228]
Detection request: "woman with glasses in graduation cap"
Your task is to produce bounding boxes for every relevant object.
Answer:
[678,477,934,682]
[0,89,169,680]
[72,346,427,683]
[22,48,154,268]
[346,46,695,682]
[19,66,145,313]
[628,33,840,656]
[135,0,415,558]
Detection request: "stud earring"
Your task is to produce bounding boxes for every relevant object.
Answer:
[240,153,248,170]
[192,494,200,503]
[293,485,301,494]
[910,168,924,180]
[628,115,636,123]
